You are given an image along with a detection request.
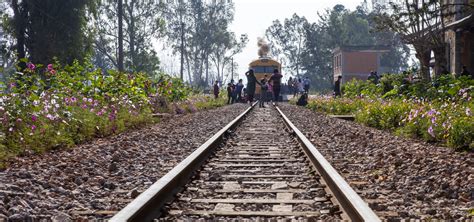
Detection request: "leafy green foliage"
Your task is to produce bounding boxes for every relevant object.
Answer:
[0,60,207,166]
[303,76,474,151]
[304,96,362,115]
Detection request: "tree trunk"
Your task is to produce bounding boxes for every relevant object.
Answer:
[414,45,431,81]
[185,52,192,84]
[433,45,447,78]
[215,60,221,82]
[180,22,185,80]
[12,0,27,70]
[128,0,136,70]
[193,52,200,84]
[205,55,209,86]
[118,0,124,72]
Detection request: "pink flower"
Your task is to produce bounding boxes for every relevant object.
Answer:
[46,114,54,120]
[428,126,435,138]
[31,125,37,131]
[31,115,37,122]
[427,109,436,117]
[47,64,54,71]
[27,63,36,71]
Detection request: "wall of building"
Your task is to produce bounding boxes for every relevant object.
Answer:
[340,51,378,83]
[333,52,343,81]
[461,31,474,74]
[343,52,378,73]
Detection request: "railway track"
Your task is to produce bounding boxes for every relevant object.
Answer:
[111,103,380,221]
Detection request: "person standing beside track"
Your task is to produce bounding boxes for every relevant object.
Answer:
[245,69,260,105]
[269,69,283,104]
[259,78,269,108]
[303,77,311,93]
[334,75,342,97]
[235,79,244,102]
[213,81,219,99]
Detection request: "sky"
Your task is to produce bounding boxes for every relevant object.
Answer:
[230,0,363,81]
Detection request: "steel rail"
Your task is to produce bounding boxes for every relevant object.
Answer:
[110,103,257,222]
[275,106,381,222]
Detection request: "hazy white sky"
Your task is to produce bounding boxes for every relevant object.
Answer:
[230,0,363,81]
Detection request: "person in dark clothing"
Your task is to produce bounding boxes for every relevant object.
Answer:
[368,71,379,84]
[269,69,283,103]
[303,77,310,93]
[229,79,237,103]
[460,66,471,78]
[296,92,308,106]
[259,78,269,108]
[245,69,260,105]
[334,75,342,97]
[227,83,234,104]
[440,66,450,75]
[287,77,294,95]
[235,79,244,102]
[213,81,219,99]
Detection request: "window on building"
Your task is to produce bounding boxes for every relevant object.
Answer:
[252,66,278,73]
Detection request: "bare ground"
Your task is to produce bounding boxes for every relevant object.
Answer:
[0,104,249,221]
[279,104,473,221]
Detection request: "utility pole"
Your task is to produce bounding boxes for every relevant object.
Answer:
[180,22,184,81]
[118,0,124,72]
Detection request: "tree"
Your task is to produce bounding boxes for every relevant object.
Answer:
[0,0,16,81]
[373,0,449,80]
[118,0,124,71]
[6,0,97,66]
[92,0,165,74]
[266,5,409,91]
[164,0,246,86]
[266,14,309,77]
[210,32,248,83]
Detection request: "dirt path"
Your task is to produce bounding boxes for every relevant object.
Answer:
[0,104,248,221]
[280,104,473,221]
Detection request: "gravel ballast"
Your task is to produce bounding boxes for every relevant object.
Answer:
[279,104,473,221]
[0,104,248,221]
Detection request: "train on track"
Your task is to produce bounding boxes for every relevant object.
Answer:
[249,57,281,95]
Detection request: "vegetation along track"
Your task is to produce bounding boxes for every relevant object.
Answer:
[111,103,379,221]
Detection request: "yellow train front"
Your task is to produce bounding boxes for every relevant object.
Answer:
[249,57,281,95]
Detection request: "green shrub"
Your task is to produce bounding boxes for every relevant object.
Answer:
[0,60,195,166]
[447,116,474,150]
[306,96,362,115]
[355,100,413,130]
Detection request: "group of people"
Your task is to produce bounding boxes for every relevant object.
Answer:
[246,68,283,107]
[287,77,310,97]
[221,79,245,104]
[212,68,284,107]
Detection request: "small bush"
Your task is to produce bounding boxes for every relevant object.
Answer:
[304,76,473,151]
[0,60,195,166]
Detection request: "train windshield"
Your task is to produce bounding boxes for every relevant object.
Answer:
[252,66,278,73]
